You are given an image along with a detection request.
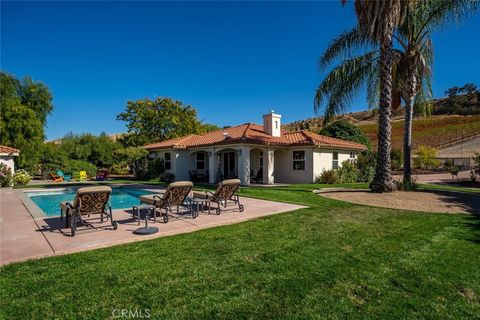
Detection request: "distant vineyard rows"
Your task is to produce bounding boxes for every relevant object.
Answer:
[358,115,480,150]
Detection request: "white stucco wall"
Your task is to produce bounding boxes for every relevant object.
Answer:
[149,146,360,185]
[153,150,206,181]
[274,148,315,184]
[313,149,358,181]
[0,156,15,173]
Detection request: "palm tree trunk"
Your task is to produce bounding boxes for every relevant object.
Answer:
[370,13,397,193]
[403,70,417,183]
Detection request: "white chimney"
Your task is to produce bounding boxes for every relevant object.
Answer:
[263,110,282,137]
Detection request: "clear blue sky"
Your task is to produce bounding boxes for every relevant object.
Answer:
[2,1,479,140]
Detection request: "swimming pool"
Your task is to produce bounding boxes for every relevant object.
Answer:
[25,187,156,216]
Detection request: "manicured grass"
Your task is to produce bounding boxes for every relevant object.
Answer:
[2,184,479,319]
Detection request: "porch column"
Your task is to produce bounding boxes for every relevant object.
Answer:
[237,146,250,185]
[208,148,216,184]
[263,148,274,184]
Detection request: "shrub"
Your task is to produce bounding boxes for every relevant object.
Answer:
[337,160,359,183]
[473,152,480,176]
[14,169,32,186]
[470,169,477,182]
[0,163,13,187]
[110,162,130,175]
[163,172,175,183]
[443,159,454,169]
[114,147,149,179]
[448,165,460,179]
[390,149,403,170]
[63,159,97,179]
[147,158,165,179]
[316,169,338,184]
[356,151,376,182]
[414,145,440,169]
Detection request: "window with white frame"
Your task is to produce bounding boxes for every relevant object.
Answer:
[332,151,339,169]
[350,152,356,159]
[196,152,205,170]
[293,150,305,171]
[164,152,171,170]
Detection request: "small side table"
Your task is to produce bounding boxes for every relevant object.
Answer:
[189,197,211,217]
[132,204,156,225]
[132,204,158,235]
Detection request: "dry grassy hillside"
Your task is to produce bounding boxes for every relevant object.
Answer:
[358,115,480,150]
[284,93,479,151]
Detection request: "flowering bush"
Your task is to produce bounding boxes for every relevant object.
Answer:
[14,169,32,186]
[0,163,13,187]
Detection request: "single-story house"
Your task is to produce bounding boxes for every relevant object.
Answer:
[143,112,367,185]
[0,145,20,173]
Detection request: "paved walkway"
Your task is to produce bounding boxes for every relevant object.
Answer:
[0,187,305,265]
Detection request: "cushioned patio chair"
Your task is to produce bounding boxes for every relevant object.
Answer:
[193,179,244,215]
[57,170,72,182]
[139,181,193,223]
[73,170,87,181]
[60,186,117,236]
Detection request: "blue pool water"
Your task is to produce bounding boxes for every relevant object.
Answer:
[26,187,155,216]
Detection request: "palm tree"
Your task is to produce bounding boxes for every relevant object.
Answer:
[395,0,477,183]
[349,0,408,192]
[315,0,477,188]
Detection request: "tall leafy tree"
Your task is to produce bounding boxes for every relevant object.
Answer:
[320,120,372,150]
[117,97,208,146]
[0,72,53,169]
[59,132,120,168]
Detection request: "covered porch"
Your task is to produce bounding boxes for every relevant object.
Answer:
[200,146,280,186]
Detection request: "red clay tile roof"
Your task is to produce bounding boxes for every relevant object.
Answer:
[143,123,367,151]
[0,145,20,154]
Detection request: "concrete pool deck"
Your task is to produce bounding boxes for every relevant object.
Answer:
[0,186,305,265]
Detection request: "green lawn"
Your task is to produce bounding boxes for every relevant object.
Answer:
[1,184,480,319]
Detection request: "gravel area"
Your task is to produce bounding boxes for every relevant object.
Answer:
[316,188,479,214]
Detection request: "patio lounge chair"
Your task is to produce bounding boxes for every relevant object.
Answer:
[193,179,244,215]
[139,181,193,223]
[57,170,72,182]
[51,172,63,183]
[60,186,117,236]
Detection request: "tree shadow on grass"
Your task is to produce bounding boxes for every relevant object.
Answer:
[458,214,480,244]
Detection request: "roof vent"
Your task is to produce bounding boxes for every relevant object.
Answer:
[223,132,229,140]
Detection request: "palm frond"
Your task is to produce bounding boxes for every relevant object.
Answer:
[314,51,378,123]
[407,0,478,41]
[318,27,373,70]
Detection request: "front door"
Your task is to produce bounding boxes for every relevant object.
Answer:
[222,152,236,178]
